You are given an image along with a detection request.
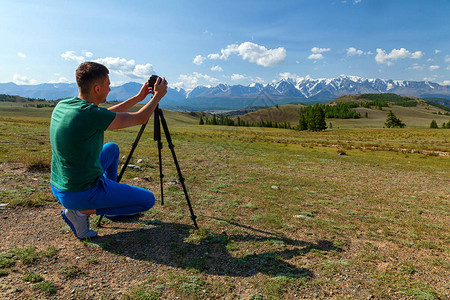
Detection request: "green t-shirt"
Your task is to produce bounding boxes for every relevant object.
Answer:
[50,97,116,192]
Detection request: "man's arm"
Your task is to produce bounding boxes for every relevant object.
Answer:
[108,82,152,113]
[107,77,167,130]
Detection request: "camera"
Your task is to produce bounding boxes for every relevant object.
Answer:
[148,75,167,92]
[148,75,159,90]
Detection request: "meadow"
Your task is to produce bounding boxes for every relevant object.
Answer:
[0,101,449,299]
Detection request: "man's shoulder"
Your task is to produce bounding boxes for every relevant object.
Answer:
[56,97,95,110]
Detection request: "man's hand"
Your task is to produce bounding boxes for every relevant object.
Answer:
[107,77,168,130]
[152,77,168,98]
[137,82,152,101]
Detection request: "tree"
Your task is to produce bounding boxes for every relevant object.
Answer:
[199,116,204,125]
[385,110,406,128]
[430,120,438,129]
[307,104,327,131]
[297,114,308,131]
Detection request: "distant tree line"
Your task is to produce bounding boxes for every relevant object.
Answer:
[199,115,293,129]
[356,93,419,109]
[23,103,56,108]
[0,94,46,102]
[324,102,361,118]
[430,120,450,129]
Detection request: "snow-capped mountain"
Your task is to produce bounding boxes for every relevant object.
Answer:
[1,75,448,111]
[183,75,449,102]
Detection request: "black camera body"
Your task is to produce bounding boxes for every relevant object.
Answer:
[148,75,167,92]
[148,75,160,92]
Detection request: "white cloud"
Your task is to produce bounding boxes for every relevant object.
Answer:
[347,47,364,56]
[251,76,265,83]
[308,53,324,60]
[434,49,441,54]
[231,74,245,81]
[308,47,330,60]
[207,53,221,60]
[193,55,206,65]
[429,65,440,71]
[407,64,424,70]
[441,80,450,86]
[82,50,93,58]
[48,77,69,84]
[279,72,311,82]
[61,51,85,64]
[211,65,223,72]
[208,44,239,60]
[207,42,286,67]
[279,72,299,80]
[375,48,423,65]
[13,74,37,85]
[424,76,437,82]
[17,52,26,58]
[61,51,154,79]
[237,42,286,67]
[94,57,154,79]
[172,72,219,90]
[445,56,450,63]
[311,47,330,54]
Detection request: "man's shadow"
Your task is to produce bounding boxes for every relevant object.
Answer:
[92,218,344,279]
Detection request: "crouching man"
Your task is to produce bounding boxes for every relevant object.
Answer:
[50,61,167,239]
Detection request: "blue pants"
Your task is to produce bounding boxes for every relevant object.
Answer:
[51,142,155,215]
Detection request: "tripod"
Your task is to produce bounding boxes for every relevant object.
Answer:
[97,105,198,229]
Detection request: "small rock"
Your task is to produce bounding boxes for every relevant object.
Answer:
[136,159,143,164]
[271,185,280,190]
[127,165,141,170]
[0,203,9,207]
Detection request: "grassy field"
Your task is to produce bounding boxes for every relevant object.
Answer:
[0,103,449,299]
[238,100,450,129]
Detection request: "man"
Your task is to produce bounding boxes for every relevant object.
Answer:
[50,61,167,239]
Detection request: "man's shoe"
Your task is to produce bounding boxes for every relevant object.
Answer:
[61,209,97,239]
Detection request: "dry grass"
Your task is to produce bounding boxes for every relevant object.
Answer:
[0,105,449,299]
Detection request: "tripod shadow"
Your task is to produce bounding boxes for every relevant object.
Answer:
[92,219,343,278]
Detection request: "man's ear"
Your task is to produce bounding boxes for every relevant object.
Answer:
[93,83,100,94]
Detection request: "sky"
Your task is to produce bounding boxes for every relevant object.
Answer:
[0,0,449,90]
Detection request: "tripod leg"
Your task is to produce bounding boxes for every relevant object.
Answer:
[158,108,199,229]
[153,107,165,205]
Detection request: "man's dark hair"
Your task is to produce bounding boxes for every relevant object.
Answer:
[76,62,109,95]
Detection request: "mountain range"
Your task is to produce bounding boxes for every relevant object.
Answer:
[1,75,449,111]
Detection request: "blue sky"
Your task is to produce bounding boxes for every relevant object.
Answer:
[1,0,449,90]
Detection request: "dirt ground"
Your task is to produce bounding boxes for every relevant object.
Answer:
[1,162,449,299]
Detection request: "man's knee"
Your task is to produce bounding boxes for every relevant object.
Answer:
[143,191,156,211]
[103,142,119,156]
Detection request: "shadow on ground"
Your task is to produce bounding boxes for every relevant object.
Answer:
[91,217,344,279]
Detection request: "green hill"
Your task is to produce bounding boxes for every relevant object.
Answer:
[234,94,450,129]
